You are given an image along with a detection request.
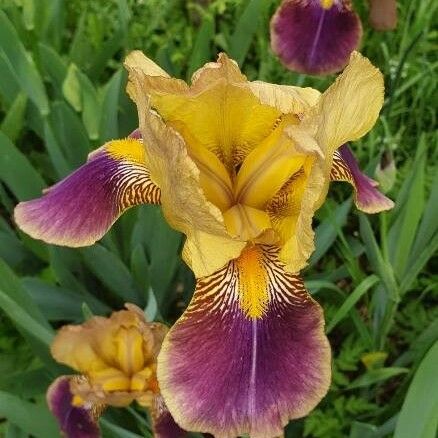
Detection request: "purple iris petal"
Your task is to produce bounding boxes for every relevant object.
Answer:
[14,141,160,247]
[271,0,362,75]
[158,246,331,437]
[331,144,394,213]
[153,396,187,438]
[47,376,101,438]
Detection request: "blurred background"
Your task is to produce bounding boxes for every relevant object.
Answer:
[0,0,436,437]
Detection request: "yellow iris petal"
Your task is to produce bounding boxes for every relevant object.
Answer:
[181,133,234,211]
[90,368,131,392]
[223,204,272,241]
[182,231,246,278]
[115,327,145,375]
[235,117,305,209]
[311,51,384,155]
[151,81,280,168]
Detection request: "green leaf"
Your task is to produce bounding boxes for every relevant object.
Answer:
[77,70,101,140]
[5,423,28,438]
[43,118,73,177]
[62,63,82,112]
[350,421,378,438]
[410,169,438,261]
[187,14,215,78]
[0,289,53,346]
[0,391,59,438]
[100,419,144,438]
[394,341,438,438]
[81,244,140,304]
[0,131,45,200]
[359,215,398,302]
[389,149,425,277]
[0,10,49,115]
[22,277,109,321]
[99,69,123,141]
[229,0,263,65]
[0,257,50,328]
[38,42,68,93]
[348,367,409,389]
[309,199,352,266]
[326,275,380,334]
[144,288,158,322]
[0,92,27,142]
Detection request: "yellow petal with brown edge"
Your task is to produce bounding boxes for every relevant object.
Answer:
[249,81,321,114]
[309,51,384,156]
[269,158,326,273]
[125,50,188,97]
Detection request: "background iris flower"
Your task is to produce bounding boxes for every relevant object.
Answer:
[271,0,398,75]
[15,51,393,437]
[46,305,183,438]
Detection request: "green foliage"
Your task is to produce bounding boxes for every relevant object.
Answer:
[0,0,436,436]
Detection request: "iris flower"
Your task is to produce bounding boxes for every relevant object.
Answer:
[271,0,362,75]
[15,51,393,437]
[46,305,184,438]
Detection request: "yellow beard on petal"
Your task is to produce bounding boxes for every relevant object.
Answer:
[320,0,334,9]
[235,245,269,319]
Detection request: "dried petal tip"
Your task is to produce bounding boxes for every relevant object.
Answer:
[47,376,101,438]
[369,0,397,31]
[271,0,362,75]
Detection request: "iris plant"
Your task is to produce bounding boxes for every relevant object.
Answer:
[15,51,393,437]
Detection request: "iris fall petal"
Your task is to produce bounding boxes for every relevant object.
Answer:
[331,144,394,213]
[14,138,160,247]
[47,376,101,438]
[158,245,331,438]
[271,0,362,75]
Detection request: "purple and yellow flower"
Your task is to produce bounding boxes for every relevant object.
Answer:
[271,0,362,75]
[15,51,393,437]
[46,305,184,438]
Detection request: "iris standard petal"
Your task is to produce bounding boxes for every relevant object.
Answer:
[126,51,280,169]
[308,51,384,156]
[331,145,394,213]
[249,81,321,114]
[158,245,331,438]
[271,0,362,75]
[47,376,101,438]
[14,138,160,247]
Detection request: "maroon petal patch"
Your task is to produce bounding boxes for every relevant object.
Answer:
[330,144,394,213]
[158,245,331,438]
[271,0,362,75]
[47,376,101,438]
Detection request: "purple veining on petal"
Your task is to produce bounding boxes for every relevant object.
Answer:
[271,0,362,75]
[47,376,100,438]
[337,144,394,213]
[158,246,331,438]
